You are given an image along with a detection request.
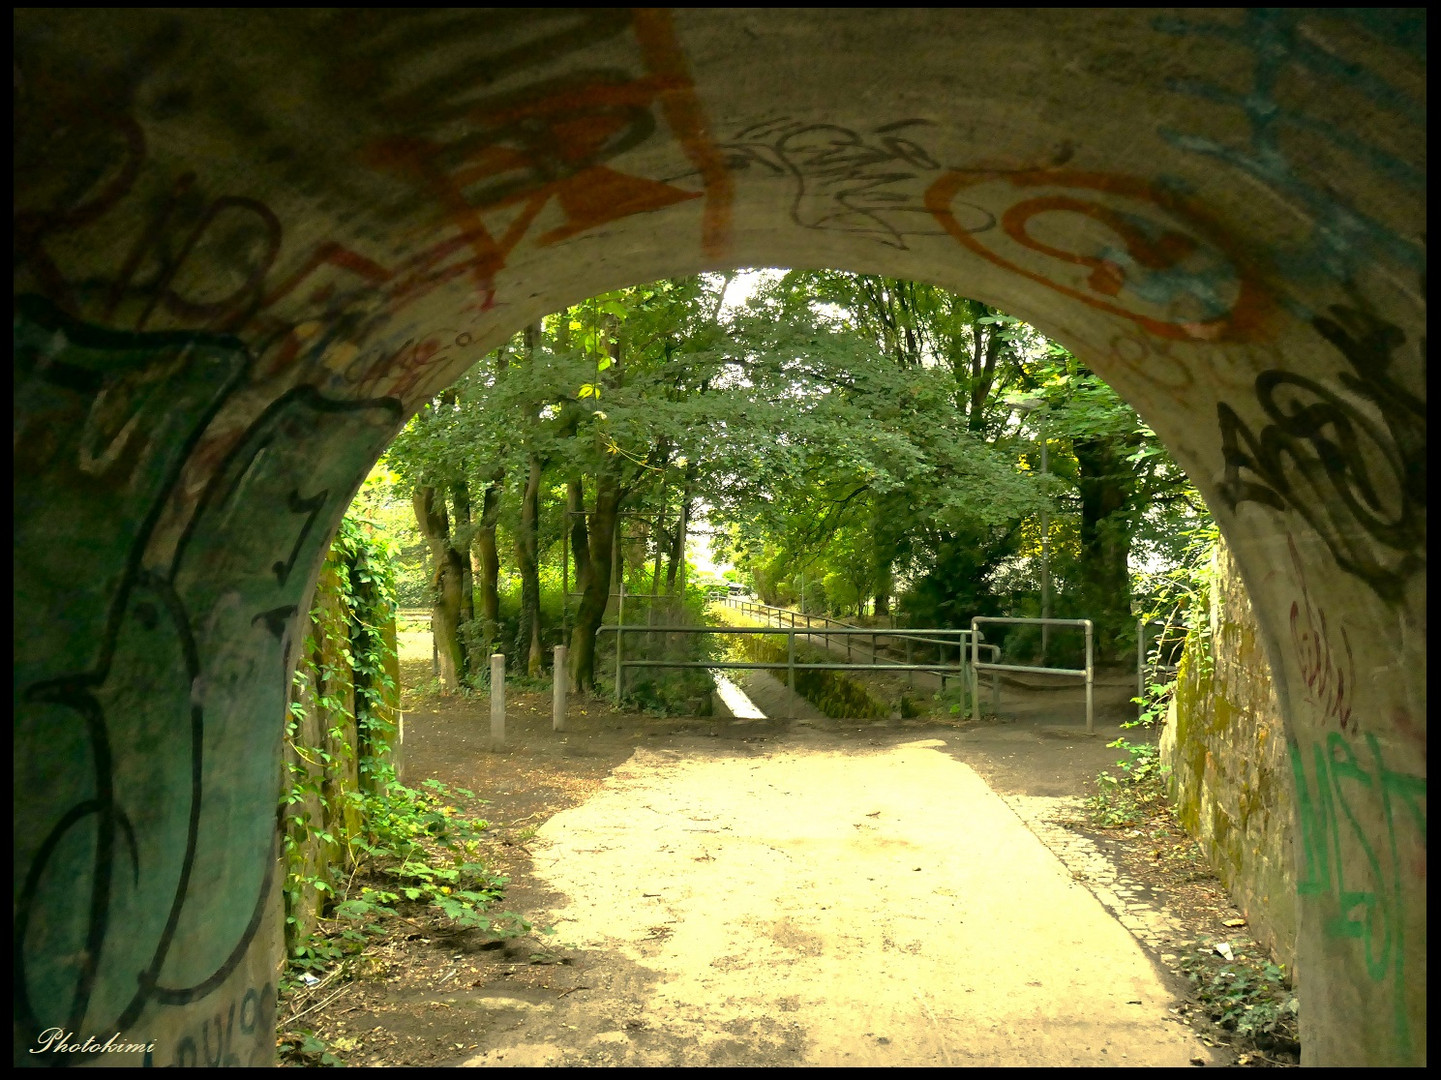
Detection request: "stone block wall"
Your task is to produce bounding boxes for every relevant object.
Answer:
[1160,538,1297,973]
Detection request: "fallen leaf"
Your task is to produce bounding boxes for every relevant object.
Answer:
[1223,918,1246,927]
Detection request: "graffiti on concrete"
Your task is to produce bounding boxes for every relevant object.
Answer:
[1289,732,1426,1055]
[14,9,730,365]
[1152,9,1425,293]
[1285,537,1357,734]
[161,982,276,1067]
[14,299,399,1054]
[926,168,1269,341]
[1216,299,1425,604]
[721,116,985,249]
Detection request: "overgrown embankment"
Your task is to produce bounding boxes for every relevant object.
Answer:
[279,518,529,1068]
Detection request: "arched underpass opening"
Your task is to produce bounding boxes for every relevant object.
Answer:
[13,9,1424,1067]
[288,269,1270,1067]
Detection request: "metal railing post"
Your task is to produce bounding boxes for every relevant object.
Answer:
[1084,619,1094,735]
[614,625,623,707]
[970,620,981,724]
[490,653,505,749]
[1137,616,1146,710]
[553,645,568,731]
[959,635,969,713]
[787,629,796,697]
[905,637,913,688]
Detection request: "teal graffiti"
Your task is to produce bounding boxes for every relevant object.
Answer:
[1289,732,1426,1053]
[1153,10,1425,292]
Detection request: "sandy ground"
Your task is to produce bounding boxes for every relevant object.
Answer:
[456,733,1214,1066]
[292,626,1267,1067]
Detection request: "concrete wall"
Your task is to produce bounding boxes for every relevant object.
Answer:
[1161,539,1297,973]
[14,10,1425,1065]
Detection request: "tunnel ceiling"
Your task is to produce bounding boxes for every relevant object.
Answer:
[13,8,1426,1068]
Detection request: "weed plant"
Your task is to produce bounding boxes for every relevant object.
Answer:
[279,516,538,1065]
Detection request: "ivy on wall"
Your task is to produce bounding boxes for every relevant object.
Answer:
[282,516,402,955]
[279,517,527,977]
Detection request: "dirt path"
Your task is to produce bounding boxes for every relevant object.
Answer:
[462,730,1214,1067]
[283,629,1286,1066]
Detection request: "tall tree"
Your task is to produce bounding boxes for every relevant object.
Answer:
[514,321,546,676]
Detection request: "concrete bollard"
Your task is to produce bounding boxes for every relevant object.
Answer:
[490,652,505,749]
[553,645,568,731]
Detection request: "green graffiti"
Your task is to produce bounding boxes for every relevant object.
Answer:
[1289,732,1426,1054]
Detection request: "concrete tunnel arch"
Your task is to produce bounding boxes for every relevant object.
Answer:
[13,9,1424,1067]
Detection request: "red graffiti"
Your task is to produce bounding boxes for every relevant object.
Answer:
[15,13,733,396]
[1288,535,1357,732]
[925,168,1270,342]
[631,7,734,260]
[364,73,702,310]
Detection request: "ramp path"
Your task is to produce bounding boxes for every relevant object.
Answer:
[710,601,1146,730]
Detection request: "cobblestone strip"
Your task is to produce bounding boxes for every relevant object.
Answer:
[1001,794,1187,969]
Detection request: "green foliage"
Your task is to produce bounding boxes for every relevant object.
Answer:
[617,581,721,715]
[372,267,1215,684]
[1127,516,1221,730]
[326,774,523,938]
[282,516,525,980]
[1179,946,1299,1044]
[278,1030,344,1068]
[1086,738,1170,828]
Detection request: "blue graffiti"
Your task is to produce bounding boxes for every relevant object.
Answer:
[1153,10,1425,292]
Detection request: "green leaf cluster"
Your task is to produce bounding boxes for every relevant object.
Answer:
[281,516,525,985]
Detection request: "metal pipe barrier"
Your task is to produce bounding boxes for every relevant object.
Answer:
[716,595,1001,705]
[598,622,999,712]
[719,596,986,667]
[969,616,1094,734]
[1136,617,1182,719]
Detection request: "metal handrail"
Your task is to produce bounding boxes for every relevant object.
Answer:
[596,622,1000,711]
[721,595,984,649]
[970,616,1095,734]
[718,594,1001,707]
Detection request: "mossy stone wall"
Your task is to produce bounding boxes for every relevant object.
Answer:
[1160,539,1297,972]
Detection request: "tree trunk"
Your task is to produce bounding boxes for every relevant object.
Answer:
[475,472,502,650]
[515,453,544,676]
[449,479,474,623]
[570,473,620,691]
[513,320,545,676]
[447,478,482,674]
[1073,435,1137,661]
[568,477,592,599]
[413,485,466,693]
[665,462,698,594]
[873,568,892,618]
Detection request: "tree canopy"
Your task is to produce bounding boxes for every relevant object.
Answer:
[371,267,1211,691]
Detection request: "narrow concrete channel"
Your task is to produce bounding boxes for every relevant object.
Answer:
[709,671,766,720]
